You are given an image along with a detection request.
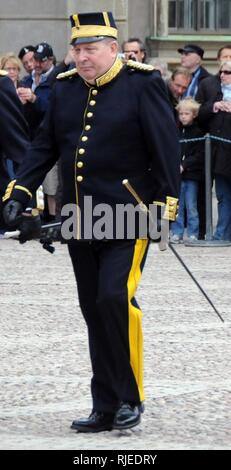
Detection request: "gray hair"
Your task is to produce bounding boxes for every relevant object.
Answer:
[219,60,231,70]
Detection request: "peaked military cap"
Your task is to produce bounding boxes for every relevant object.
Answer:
[70,11,118,45]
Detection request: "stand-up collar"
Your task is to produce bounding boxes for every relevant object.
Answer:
[94,57,123,87]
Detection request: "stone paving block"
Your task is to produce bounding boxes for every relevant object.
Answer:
[0,240,230,450]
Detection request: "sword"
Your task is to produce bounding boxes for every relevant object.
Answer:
[122,178,225,323]
[169,243,224,323]
[4,221,61,238]
[122,179,168,249]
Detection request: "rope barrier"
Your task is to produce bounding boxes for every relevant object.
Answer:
[179,137,205,143]
[180,135,231,144]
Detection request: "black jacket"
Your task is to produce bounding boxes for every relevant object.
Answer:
[197,66,211,85]
[0,74,29,194]
[179,123,205,181]
[196,74,222,121]
[7,59,180,239]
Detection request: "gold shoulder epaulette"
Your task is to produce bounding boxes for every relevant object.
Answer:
[0,69,8,76]
[126,60,155,72]
[56,67,78,80]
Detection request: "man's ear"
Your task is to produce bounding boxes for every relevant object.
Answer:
[110,41,119,56]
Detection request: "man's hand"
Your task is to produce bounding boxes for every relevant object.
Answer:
[3,200,23,227]
[17,87,36,104]
[3,201,41,243]
[18,213,41,244]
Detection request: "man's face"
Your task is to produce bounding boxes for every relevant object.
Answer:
[72,39,118,84]
[34,57,53,76]
[122,41,144,62]
[4,60,20,84]
[218,48,231,64]
[180,52,201,71]
[169,74,191,99]
[21,51,35,73]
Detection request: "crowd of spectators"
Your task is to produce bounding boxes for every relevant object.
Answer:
[1,39,231,242]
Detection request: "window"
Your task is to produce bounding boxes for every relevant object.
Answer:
[169,0,231,31]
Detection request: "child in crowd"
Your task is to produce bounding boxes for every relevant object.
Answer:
[170,97,204,243]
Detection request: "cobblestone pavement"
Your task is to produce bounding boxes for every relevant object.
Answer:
[0,239,230,450]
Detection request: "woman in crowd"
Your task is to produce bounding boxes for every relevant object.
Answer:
[198,60,231,241]
[0,53,21,88]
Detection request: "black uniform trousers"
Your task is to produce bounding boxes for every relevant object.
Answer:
[68,238,149,413]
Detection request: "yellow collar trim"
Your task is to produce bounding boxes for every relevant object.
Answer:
[71,25,118,41]
[95,57,123,87]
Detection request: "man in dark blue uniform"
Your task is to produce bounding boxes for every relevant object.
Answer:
[0,71,29,233]
[3,11,180,432]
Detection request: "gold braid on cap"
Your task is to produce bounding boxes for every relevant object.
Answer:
[71,24,118,41]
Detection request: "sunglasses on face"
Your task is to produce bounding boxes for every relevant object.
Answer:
[219,70,231,75]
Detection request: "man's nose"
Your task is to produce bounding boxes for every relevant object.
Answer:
[77,50,89,61]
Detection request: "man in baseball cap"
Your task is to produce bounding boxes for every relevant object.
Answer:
[178,43,204,58]
[34,42,54,62]
[18,45,35,75]
[178,43,210,242]
[177,43,210,98]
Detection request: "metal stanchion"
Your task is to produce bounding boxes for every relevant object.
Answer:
[204,134,213,241]
[185,133,231,247]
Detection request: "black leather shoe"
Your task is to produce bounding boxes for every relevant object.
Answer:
[70,411,114,433]
[113,402,141,430]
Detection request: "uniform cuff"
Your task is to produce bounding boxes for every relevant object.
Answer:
[153,196,178,221]
[2,180,32,207]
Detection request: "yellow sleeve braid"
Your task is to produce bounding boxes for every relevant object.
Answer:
[2,179,16,202]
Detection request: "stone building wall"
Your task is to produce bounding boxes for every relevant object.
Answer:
[0,0,152,64]
[0,0,223,74]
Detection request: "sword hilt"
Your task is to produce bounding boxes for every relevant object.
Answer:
[122,179,149,213]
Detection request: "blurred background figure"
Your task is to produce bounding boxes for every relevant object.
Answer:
[0,53,21,88]
[18,45,35,78]
[121,37,146,63]
[17,42,59,223]
[177,44,210,98]
[170,98,204,244]
[198,60,231,241]
[148,58,171,81]
[166,67,192,122]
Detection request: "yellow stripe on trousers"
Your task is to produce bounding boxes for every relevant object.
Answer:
[127,239,149,402]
